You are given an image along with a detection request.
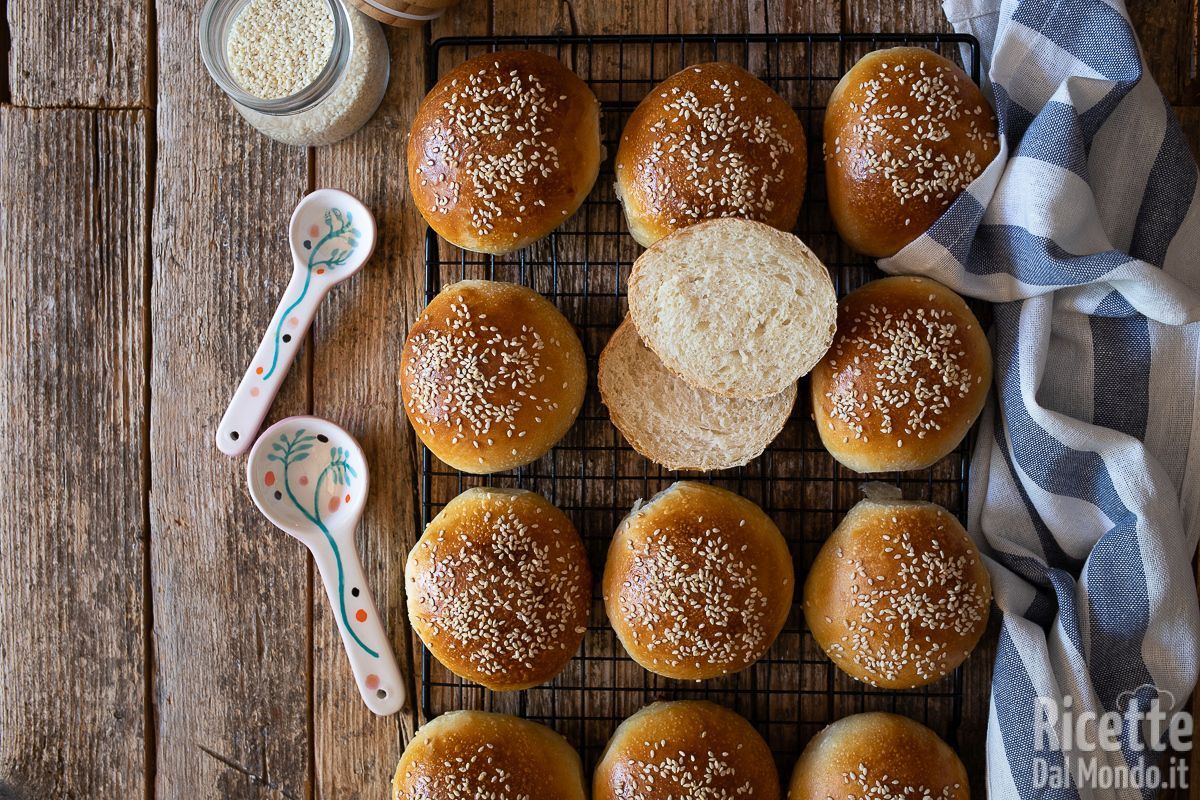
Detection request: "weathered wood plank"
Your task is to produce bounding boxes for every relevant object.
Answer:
[843,0,951,33]
[0,107,147,799]
[308,24,428,798]
[767,0,840,31]
[150,0,313,796]
[7,0,150,107]
[1127,0,1199,105]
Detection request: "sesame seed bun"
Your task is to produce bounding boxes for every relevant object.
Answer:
[788,712,968,800]
[594,701,780,800]
[392,710,586,800]
[803,489,991,689]
[824,47,999,258]
[407,50,601,255]
[615,62,808,248]
[406,487,591,691]
[603,482,793,681]
[810,276,991,473]
[400,280,587,474]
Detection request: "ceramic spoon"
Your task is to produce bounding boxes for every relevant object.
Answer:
[247,416,405,716]
[217,189,376,456]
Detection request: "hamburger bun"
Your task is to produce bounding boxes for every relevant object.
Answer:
[603,482,793,680]
[615,61,808,247]
[392,710,586,800]
[594,701,780,800]
[824,46,999,257]
[804,487,991,689]
[408,49,601,254]
[400,280,587,474]
[788,712,968,800]
[627,218,837,399]
[406,487,591,691]
[598,317,796,471]
[810,276,991,473]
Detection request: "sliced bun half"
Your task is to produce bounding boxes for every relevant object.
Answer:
[599,317,796,471]
[628,218,837,399]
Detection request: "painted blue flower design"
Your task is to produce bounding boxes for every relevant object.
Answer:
[267,429,378,659]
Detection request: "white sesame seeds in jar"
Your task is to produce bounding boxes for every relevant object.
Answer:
[199,0,390,147]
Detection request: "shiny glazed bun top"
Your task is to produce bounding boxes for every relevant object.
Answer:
[393,710,587,800]
[594,701,780,800]
[399,280,587,474]
[603,481,794,680]
[824,47,999,257]
[616,61,808,247]
[788,712,968,800]
[408,49,602,254]
[810,276,991,473]
[803,489,992,689]
[406,487,591,692]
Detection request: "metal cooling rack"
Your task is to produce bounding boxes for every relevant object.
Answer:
[419,32,985,777]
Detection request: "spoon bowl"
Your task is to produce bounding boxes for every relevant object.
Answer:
[247,416,405,716]
[248,416,369,536]
[216,189,376,457]
[287,188,376,282]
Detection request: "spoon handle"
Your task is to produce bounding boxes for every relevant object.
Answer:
[216,268,325,456]
[310,532,406,716]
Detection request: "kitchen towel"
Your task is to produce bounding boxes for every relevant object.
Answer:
[880,1,1200,798]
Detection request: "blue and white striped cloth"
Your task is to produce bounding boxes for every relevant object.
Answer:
[879,1,1200,798]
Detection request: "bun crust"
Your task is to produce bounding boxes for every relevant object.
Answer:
[406,487,591,691]
[788,712,968,800]
[400,280,587,474]
[393,710,586,800]
[804,493,991,689]
[628,218,837,400]
[810,276,991,473]
[824,47,999,257]
[603,482,793,680]
[598,317,796,471]
[595,701,780,800]
[408,50,601,255]
[616,62,808,247]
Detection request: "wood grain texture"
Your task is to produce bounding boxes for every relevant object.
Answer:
[843,0,951,33]
[7,0,150,107]
[0,0,1197,798]
[308,24,427,799]
[149,1,313,798]
[1128,0,1200,104]
[0,107,148,800]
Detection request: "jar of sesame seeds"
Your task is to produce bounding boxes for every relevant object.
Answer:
[199,0,389,147]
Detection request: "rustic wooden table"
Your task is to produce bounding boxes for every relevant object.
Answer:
[1,0,1197,798]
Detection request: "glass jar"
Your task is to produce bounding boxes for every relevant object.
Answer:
[199,0,389,147]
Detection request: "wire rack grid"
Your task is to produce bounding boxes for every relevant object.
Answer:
[418,32,986,777]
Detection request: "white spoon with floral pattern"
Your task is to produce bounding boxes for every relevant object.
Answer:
[247,416,405,716]
[217,189,375,456]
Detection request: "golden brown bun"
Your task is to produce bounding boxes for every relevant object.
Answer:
[595,701,780,800]
[400,280,587,474]
[393,710,586,800]
[603,482,793,680]
[407,50,601,255]
[824,47,999,257]
[788,712,968,800]
[804,489,991,689]
[406,487,591,691]
[616,62,807,247]
[810,276,991,473]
